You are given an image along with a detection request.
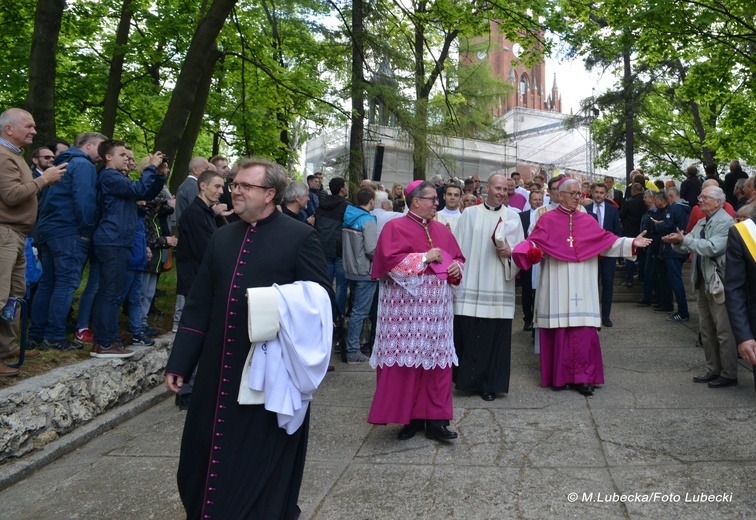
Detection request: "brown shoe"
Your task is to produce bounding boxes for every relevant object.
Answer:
[0,364,20,377]
[90,343,135,359]
[0,349,40,361]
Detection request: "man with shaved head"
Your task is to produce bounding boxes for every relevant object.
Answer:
[454,173,524,401]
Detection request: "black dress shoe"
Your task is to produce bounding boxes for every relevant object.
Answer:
[652,305,673,312]
[636,299,651,306]
[573,383,594,396]
[601,318,613,328]
[708,377,738,388]
[624,282,633,288]
[693,372,719,383]
[480,392,496,401]
[175,393,191,411]
[397,420,424,440]
[425,424,458,441]
[523,322,534,332]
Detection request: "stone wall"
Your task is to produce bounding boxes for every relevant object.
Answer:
[0,341,170,464]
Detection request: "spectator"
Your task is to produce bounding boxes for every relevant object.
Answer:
[30,147,54,179]
[664,186,737,388]
[46,138,70,158]
[371,189,401,234]
[306,174,321,216]
[585,183,622,327]
[315,177,350,317]
[31,131,106,351]
[519,189,544,331]
[91,141,166,358]
[704,164,724,189]
[0,108,66,374]
[724,159,748,207]
[342,187,378,363]
[389,182,404,202]
[282,180,313,225]
[620,183,647,289]
[652,191,690,322]
[174,156,210,225]
[733,178,748,210]
[141,185,176,336]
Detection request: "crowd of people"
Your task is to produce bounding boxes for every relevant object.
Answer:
[0,108,240,376]
[3,106,755,519]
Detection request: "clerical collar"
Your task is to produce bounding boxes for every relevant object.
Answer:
[557,205,576,215]
[406,211,434,246]
[483,202,502,211]
[406,211,430,226]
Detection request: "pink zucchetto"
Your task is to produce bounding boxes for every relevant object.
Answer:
[405,180,424,197]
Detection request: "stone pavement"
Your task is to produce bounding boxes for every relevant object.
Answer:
[0,302,754,519]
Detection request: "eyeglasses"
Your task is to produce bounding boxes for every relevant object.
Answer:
[697,195,714,201]
[565,191,581,197]
[230,182,271,192]
[417,196,439,203]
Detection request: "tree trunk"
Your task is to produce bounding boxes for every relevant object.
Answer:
[347,0,365,195]
[170,50,220,192]
[25,0,65,151]
[411,3,428,180]
[622,47,634,184]
[101,0,134,138]
[154,0,238,162]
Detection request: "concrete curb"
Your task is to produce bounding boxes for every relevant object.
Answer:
[0,384,171,492]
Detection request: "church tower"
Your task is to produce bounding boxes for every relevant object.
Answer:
[461,21,560,118]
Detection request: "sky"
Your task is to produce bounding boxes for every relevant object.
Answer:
[545,57,617,115]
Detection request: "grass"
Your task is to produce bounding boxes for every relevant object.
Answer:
[0,265,178,389]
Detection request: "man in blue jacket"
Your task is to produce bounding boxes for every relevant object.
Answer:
[342,187,377,363]
[91,141,166,358]
[31,132,107,351]
[653,190,691,322]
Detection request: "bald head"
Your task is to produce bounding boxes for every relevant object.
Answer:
[189,156,210,176]
[702,179,720,189]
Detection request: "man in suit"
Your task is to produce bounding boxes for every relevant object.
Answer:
[725,215,756,375]
[586,183,622,327]
[603,176,623,209]
[519,190,544,331]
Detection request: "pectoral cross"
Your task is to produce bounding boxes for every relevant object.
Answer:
[567,236,574,248]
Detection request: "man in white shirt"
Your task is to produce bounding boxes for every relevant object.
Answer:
[371,190,402,235]
[436,183,463,235]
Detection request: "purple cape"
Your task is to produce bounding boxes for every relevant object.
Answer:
[372,213,465,279]
[515,205,622,265]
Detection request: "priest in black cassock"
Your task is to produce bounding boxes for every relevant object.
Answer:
[165,157,332,520]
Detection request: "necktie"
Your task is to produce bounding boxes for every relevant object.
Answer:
[597,204,603,228]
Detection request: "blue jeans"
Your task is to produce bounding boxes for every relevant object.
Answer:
[30,235,91,341]
[76,260,99,330]
[92,245,130,346]
[664,257,688,317]
[346,280,377,355]
[326,257,347,317]
[120,269,143,334]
